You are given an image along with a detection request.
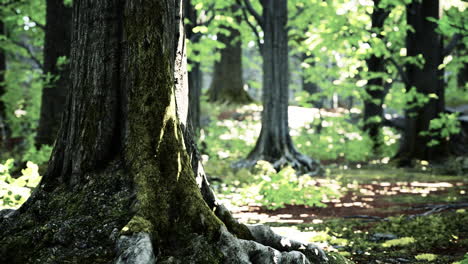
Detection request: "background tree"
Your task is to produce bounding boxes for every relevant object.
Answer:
[236,0,322,174]
[35,0,72,147]
[185,0,204,133]
[0,1,344,263]
[207,4,253,104]
[396,0,446,164]
[0,19,6,146]
[362,0,390,152]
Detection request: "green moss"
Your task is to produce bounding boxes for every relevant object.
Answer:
[326,252,355,264]
[122,216,153,234]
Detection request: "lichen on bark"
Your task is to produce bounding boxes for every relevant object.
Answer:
[0,1,349,263]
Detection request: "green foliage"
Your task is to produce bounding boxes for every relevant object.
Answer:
[254,162,341,209]
[460,253,468,264]
[1,0,47,162]
[0,159,42,209]
[415,253,438,262]
[420,113,461,147]
[381,236,415,247]
[291,210,468,263]
[293,114,398,162]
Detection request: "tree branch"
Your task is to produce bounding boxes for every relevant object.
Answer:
[196,4,215,27]
[10,39,43,69]
[386,57,409,87]
[241,0,263,28]
[0,0,23,7]
[237,0,263,54]
[7,7,45,31]
[443,33,462,57]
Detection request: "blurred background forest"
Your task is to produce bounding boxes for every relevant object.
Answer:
[1,0,468,263]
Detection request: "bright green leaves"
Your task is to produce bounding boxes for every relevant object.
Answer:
[256,163,342,210]
[420,113,461,147]
[0,160,42,209]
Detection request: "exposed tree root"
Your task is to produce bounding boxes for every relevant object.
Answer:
[207,88,254,105]
[409,203,468,218]
[233,150,323,177]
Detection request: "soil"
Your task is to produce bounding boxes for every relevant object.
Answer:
[227,180,468,224]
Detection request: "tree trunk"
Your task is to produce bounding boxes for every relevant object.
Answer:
[0,19,7,147]
[237,0,322,175]
[185,0,202,133]
[36,0,72,147]
[0,1,343,263]
[396,0,446,164]
[207,7,252,104]
[362,0,389,153]
[301,53,323,108]
[457,43,468,89]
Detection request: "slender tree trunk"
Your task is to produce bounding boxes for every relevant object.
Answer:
[184,0,202,133]
[396,0,446,164]
[36,0,72,147]
[207,7,252,104]
[0,20,7,146]
[0,1,341,263]
[301,53,322,108]
[457,43,468,89]
[363,0,390,153]
[237,0,322,175]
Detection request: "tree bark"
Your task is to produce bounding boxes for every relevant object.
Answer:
[236,0,322,175]
[184,0,202,133]
[301,53,323,108]
[396,0,446,164]
[457,43,468,89]
[362,0,390,153]
[36,0,72,147]
[0,1,342,263]
[207,7,253,104]
[0,19,7,147]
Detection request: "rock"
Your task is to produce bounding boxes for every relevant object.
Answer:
[0,209,16,219]
[369,233,397,242]
[115,232,156,264]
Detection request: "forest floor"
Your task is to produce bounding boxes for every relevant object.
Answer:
[217,169,468,264]
[202,103,468,263]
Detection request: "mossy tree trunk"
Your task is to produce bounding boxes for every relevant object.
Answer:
[36,0,72,147]
[1,0,221,262]
[0,1,343,263]
[237,0,322,175]
[362,0,390,153]
[396,0,447,164]
[207,6,252,104]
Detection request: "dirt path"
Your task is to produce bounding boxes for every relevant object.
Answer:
[227,180,468,224]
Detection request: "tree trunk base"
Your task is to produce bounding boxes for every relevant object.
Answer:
[206,88,254,105]
[233,150,323,176]
[0,161,135,263]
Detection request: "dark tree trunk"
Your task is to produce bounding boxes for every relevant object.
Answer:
[184,0,202,133]
[362,0,390,153]
[237,0,321,175]
[207,7,252,104]
[0,20,7,146]
[36,0,72,147]
[0,1,340,263]
[396,0,446,164]
[457,43,468,89]
[188,62,202,130]
[301,53,322,108]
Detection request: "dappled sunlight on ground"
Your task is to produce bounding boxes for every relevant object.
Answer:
[218,169,468,224]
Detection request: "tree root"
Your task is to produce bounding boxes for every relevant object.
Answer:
[409,203,468,218]
[233,150,323,176]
